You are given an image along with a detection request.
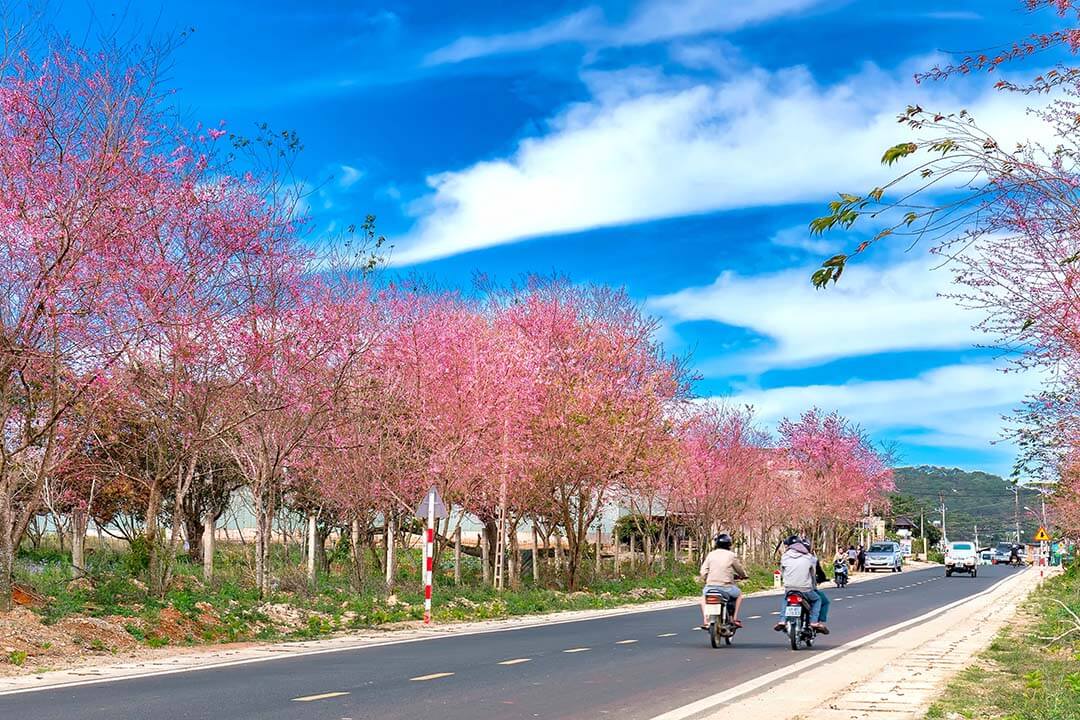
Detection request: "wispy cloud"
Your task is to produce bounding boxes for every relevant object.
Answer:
[722,362,1038,453]
[337,164,365,189]
[393,57,1037,266]
[648,256,983,371]
[426,0,824,65]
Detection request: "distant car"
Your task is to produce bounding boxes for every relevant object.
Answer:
[978,549,993,566]
[993,542,1014,564]
[945,541,978,577]
[864,541,903,572]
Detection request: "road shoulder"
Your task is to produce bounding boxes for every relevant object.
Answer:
[685,567,1049,720]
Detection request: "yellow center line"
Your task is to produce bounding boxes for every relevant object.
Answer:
[615,639,638,645]
[498,658,532,665]
[291,691,350,702]
[410,672,455,681]
[563,647,590,653]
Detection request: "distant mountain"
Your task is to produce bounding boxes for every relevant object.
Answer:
[890,466,1045,544]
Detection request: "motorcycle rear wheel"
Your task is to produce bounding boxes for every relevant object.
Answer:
[709,621,721,649]
[788,621,799,650]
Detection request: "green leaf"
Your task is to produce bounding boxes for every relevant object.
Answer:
[823,254,847,268]
[881,142,919,166]
[868,187,884,201]
[1059,252,1080,266]
[903,212,919,226]
[1021,317,1035,331]
[811,267,836,289]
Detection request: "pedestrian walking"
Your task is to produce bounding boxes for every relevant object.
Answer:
[856,545,866,572]
[846,545,857,570]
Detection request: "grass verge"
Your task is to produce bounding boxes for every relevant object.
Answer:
[926,562,1080,720]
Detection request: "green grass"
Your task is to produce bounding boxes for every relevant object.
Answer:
[925,562,1080,720]
[13,540,775,650]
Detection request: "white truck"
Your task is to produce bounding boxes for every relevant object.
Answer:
[944,541,978,577]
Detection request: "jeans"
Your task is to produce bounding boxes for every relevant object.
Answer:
[817,590,830,622]
[782,590,822,623]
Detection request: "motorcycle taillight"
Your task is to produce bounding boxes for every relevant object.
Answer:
[704,595,721,604]
[786,594,802,604]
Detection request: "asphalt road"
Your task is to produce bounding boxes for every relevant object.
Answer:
[0,564,1019,720]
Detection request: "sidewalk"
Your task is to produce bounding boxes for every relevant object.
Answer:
[0,562,935,695]
[695,567,1049,720]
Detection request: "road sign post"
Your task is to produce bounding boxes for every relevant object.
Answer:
[416,486,448,625]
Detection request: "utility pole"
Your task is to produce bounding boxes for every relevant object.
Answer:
[974,524,979,549]
[919,510,925,557]
[1013,484,1021,544]
[939,492,947,546]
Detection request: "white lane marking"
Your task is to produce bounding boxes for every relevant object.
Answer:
[292,691,350,702]
[648,570,1027,720]
[563,648,591,653]
[615,640,638,645]
[410,672,454,681]
[747,615,762,620]
[657,633,678,637]
[770,611,780,615]
[498,658,531,666]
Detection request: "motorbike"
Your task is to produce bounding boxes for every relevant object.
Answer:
[833,559,849,588]
[703,587,738,648]
[783,590,818,651]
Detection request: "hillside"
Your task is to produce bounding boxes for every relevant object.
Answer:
[890,466,1045,544]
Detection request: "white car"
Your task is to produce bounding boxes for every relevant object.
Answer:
[945,541,978,577]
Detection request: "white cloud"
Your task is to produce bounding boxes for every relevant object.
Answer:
[426,0,823,65]
[338,164,365,189]
[393,58,1039,266]
[769,225,839,254]
[648,257,982,370]
[723,363,1040,453]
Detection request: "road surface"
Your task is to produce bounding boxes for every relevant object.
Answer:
[0,564,1018,720]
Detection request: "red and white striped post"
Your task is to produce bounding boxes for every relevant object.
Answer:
[423,491,435,624]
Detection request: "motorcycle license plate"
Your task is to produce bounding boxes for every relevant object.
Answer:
[784,606,802,617]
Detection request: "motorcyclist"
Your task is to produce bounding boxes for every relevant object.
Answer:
[698,533,748,630]
[1009,543,1021,565]
[773,535,830,634]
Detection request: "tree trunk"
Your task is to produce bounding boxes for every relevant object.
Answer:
[0,488,14,612]
[532,525,540,584]
[453,527,461,586]
[594,526,602,576]
[71,509,87,578]
[202,514,215,582]
[613,532,620,571]
[508,527,520,590]
[480,529,490,585]
[306,514,317,588]
[185,514,204,564]
[384,514,395,589]
[351,518,364,591]
[144,477,162,589]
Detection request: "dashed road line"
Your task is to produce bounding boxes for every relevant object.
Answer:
[498,658,531,666]
[747,615,762,619]
[563,648,590,654]
[410,672,454,681]
[657,632,678,637]
[615,639,638,645]
[292,691,350,702]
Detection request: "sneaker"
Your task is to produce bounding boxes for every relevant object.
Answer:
[773,622,786,632]
[811,623,830,635]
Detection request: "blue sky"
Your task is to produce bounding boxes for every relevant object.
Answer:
[53,0,1070,475]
